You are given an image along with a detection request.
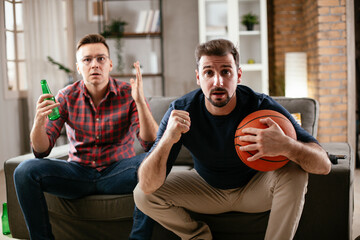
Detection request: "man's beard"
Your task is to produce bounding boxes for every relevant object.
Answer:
[206,87,234,108]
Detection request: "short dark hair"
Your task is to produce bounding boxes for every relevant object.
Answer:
[76,34,110,56]
[195,39,239,68]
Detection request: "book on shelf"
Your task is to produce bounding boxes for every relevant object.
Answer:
[135,10,148,33]
[144,10,154,33]
[151,10,160,33]
[135,9,161,34]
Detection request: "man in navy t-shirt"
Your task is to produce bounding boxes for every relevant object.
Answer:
[134,39,331,239]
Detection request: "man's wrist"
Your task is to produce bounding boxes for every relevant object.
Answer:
[134,96,146,105]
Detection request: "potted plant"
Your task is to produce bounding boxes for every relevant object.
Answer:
[101,19,128,73]
[101,18,128,38]
[47,56,74,85]
[241,12,259,31]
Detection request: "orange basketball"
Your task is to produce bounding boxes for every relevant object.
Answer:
[234,110,297,172]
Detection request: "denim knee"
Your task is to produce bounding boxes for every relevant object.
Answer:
[14,158,42,185]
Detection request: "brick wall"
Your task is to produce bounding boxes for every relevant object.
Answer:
[269,0,306,96]
[303,0,319,99]
[316,0,347,142]
[269,0,348,142]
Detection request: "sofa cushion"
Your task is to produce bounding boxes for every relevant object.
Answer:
[45,193,135,220]
[45,193,135,240]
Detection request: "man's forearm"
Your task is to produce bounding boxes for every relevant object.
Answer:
[136,100,158,142]
[138,136,173,194]
[287,141,331,175]
[30,124,50,153]
[138,109,190,194]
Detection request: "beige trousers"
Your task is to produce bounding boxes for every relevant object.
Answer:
[134,162,308,240]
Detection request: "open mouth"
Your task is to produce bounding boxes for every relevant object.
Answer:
[90,73,101,76]
[207,87,232,107]
[210,88,227,98]
[212,91,225,96]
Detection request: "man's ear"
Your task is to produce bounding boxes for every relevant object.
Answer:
[237,67,242,84]
[109,59,113,72]
[76,63,81,74]
[196,69,200,86]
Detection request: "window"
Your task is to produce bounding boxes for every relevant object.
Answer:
[1,0,72,99]
[3,0,27,98]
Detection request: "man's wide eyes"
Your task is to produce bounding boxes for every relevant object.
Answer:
[98,56,106,62]
[203,69,231,76]
[204,70,213,75]
[222,69,230,75]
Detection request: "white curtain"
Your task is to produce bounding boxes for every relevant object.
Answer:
[23,0,69,128]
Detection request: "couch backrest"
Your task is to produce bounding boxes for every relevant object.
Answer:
[272,97,319,138]
[134,96,319,165]
[134,96,193,165]
[147,96,178,123]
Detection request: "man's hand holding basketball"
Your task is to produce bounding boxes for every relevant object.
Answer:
[240,117,291,161]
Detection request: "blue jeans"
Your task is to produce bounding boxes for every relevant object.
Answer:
[13,154,153,240]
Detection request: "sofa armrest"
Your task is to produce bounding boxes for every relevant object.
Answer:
[4,144,70,239]
[295,142,353,240]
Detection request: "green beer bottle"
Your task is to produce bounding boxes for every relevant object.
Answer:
[40,79,60,120]
[2,203,10,235]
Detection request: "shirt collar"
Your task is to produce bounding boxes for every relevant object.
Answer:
[108,77,118,96]
[80,77,118,98]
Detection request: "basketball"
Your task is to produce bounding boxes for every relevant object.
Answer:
[234,110,297,172]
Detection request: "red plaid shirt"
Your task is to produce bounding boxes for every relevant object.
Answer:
[33,77,154,171]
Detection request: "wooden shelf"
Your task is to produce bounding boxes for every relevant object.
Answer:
[123,32,161,37]
[239,30,260,36]
[103,32,161,38]
[105,0,155,1]
[111,73,162,78]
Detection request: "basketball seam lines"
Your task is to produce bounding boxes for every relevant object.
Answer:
[235,114,290,132]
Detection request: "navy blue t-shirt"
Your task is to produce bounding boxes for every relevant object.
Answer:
[151,85,317,190]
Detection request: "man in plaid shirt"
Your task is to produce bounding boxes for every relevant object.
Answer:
[14,34,158,240]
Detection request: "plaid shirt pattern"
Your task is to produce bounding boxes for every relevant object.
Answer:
[34,78,153,171]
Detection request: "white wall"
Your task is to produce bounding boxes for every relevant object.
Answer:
[163,0,199,96]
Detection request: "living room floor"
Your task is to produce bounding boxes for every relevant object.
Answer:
[0,169,359,240]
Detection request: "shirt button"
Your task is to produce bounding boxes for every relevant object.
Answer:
[96,118,99,121]
[96,136,99,139]
[92,161,96,164]
[94,145,98,147]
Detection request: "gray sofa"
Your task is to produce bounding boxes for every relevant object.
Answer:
[4,96,353,240]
